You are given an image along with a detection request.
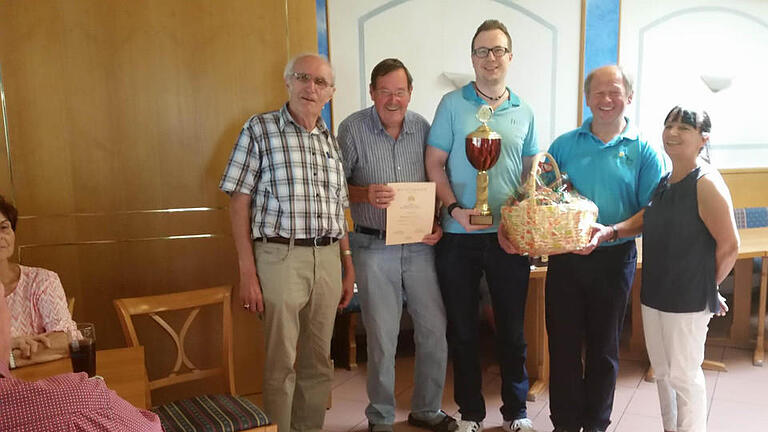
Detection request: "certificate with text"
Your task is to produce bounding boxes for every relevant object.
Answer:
[385,182,436,245]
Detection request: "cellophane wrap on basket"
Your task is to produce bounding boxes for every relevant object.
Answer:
[501,152,598,256]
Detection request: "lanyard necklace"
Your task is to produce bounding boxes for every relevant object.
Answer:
[475,83,507,101]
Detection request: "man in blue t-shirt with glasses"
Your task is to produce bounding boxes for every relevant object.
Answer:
[426,19,538,432]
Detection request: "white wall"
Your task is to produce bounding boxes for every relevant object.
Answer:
[620,0,768,168]
[328,0,582,145]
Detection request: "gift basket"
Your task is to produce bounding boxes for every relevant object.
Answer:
[500,152,599,256]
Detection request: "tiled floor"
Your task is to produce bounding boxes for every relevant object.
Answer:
[324,343,768,432]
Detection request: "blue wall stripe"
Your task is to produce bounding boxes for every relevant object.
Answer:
[316,0,332,128]
[582,0,620,119]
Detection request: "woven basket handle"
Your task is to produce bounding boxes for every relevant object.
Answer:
[525,152,563,197]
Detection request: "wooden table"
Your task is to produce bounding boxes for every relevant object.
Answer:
[524,266,548,401]
[737,227,768,366]
[11,346,149,409]
[730,228,768,348]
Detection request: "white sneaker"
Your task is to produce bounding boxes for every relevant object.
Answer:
[455,420,483,432]
[502,418,536,432]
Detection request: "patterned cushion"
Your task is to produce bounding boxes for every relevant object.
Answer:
[734,207,768,229]
[152,394,271,432]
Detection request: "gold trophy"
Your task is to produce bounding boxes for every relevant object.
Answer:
[465,105,501,225]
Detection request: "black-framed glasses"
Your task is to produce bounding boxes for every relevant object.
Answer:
[292,72,333,89]
[472,46,510,58]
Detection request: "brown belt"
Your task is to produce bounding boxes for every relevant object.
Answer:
[259,236,338,247]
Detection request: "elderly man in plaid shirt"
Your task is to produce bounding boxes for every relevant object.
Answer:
[219,53,355,432]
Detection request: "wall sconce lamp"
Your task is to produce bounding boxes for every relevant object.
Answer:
[700,75,733,93]
[441,72,474,89]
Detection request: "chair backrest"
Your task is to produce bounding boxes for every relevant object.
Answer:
[734,206,768,229]
[67,297,75,316]
[113,285,236,405]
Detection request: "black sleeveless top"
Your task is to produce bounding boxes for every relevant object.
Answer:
[642,165,717,313]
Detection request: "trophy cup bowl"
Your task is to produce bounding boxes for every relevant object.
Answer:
[465,123,501,225]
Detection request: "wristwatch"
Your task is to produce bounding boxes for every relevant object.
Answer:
[446,202,463,218]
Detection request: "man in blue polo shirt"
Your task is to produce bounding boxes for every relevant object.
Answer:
[425,19,538,432]
[528,65,663,432]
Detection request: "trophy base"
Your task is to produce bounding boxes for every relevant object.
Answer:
[469,214,493,225]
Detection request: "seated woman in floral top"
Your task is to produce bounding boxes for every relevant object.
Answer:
[1,195,76,366]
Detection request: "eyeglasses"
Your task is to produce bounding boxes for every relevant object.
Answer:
[374,89,409,98]
[472,46,510,58]
[291,72,333,89]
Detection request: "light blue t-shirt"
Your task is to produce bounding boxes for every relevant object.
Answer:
[428,83,539,234]
[547,117,666,245]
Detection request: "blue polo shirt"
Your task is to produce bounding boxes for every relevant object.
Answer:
[428,83,539,234]
[547,117,666,245]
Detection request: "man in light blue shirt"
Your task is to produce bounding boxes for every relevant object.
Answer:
[500,65,664,432]
[425,20,538,432]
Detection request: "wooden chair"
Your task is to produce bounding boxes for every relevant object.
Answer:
[113,285,276,432]
[332,305,360,370]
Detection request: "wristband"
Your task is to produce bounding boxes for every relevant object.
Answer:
[341,249,352,256]
[446,202,462,218]
[609,225,618,242]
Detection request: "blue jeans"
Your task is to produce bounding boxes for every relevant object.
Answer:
[545,241,637,431]
[435,233,530,422]
[350,232,448,425]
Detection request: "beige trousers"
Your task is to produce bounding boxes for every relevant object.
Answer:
[642,305,711,432]
[256,241,342,432]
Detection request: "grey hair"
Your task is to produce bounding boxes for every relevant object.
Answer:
[283,53,336,85]
[584,65,634,96]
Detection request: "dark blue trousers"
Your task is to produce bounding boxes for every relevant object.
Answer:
[435,233,530,422]
[545,241,637,431]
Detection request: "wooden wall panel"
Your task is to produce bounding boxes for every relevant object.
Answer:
[721,168,768,209]
[0,67,12,199]
[0,1,291,215]
[0,0,320,397]
[288,0,322,57]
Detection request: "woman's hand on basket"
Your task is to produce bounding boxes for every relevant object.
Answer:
[452,208,492,232]
[573,223,613,255]
[497,228,520,255]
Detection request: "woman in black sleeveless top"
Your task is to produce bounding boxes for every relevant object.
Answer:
[642,107,740,431]
[598,106,739,431]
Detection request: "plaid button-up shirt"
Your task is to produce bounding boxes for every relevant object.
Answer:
[219,104,349,239]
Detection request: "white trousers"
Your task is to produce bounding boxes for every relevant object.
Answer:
[642,305,712,432]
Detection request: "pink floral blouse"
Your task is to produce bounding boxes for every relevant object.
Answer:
[7,265,77,337]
